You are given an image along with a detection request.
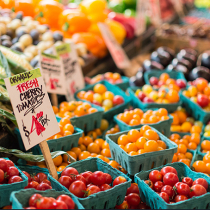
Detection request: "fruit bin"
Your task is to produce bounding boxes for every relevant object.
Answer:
[10,189,84,209]
[56,103,104,133]
[48,157,132,209]
[144,70,187,86]
[114,112,173,137]
[106,127,178,175]
[127,87,181,113]
[14,127,83,155]
[134,162,210,209]
[0,158,28,208]
[74,81,131,121]
[180,91,210,125]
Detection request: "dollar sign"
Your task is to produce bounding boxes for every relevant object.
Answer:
[23,126,30,138]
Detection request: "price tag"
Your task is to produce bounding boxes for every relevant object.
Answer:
[39,52,66,95]
[55,42,85,101]
[98,23,131,69]
[171,0,184,17]
[4,68,60,151]
[135,0,147,36]
[150,0,162,27]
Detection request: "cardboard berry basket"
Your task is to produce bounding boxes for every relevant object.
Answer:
[48,157,132,209]
[106,127,178,175]
[74,81,131,121]
[134,162,210,209]
[0,158,28,208]
[10,189,84,209]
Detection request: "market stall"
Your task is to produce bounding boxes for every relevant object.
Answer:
[1,0,210,209]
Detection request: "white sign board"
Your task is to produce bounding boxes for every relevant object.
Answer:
[4,68,60,150]
[98,23,131,69]
[39,52,66,95]
[55,42,85,101]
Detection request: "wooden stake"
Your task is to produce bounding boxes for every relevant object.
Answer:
[51,94,58,107]
[39,140,58,180]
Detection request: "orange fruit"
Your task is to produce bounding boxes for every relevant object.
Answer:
[172,154,178,163]
[108,160,120,169]
[157,140,167,149]
[63,151,77,162]
[128,151,138,156]
[171,113,179,125]
[93,84,107,94]
[57,166,66,172]
[175,110,187,124]
[83,136,94,147]
[94,138,105,149]
[137,149,145,155]
[102,141,110,149]
[88,108,97,114]
[190,125,202,134]
[144,140,158,152]
[160,73,170,82]
[166,90,179,103]
[96,155,105,161]
[79,144,86,151]
[170,133,181,141]
[203,154,210,163]
[95,128,102,136]
[201,140,210,151]
[87,143,100,154]
[188,86,198,97]
[143,130,159,141]
[179,139,188,147]
[79,151,91,160]
[181,122,192,132]
[128,129,141,142]
[124,143,138,153]
[136,137,147,149]
[179,159,190,167]
[192,161,207,173]
[71,147,82,157]
[140,125,151,135]
[87,131,97,140]
[52,106,59,114]
[104,157,110,163]
[190,133,200,145]
[53,134,63,139]
[119,145,124,150]
[177,144,187,154]
[157,147,164,151]
[59,117,71,127]
[185,152,193,160]
[187,142,197,150]
[63,131,72,136]
[78,137,83,144]
[101,148,111,157]
[118,135,130,146]
[177,153,186,160]
[53,155,63,167]
[206,163,210,174]
[63,123,74,133]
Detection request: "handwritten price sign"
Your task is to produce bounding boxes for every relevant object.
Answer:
[55,42,85,101]
[39,52,66,95]
[4,68,60,150]
[98,23,131,70]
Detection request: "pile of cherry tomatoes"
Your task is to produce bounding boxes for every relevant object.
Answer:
[58,167,127,198]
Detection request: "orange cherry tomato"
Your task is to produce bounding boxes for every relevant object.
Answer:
[15,0,35,17]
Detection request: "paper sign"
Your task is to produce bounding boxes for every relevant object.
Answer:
[98,23,131,69]
[4,68,60,150]
[55,42,85,101]
[135,0,147,36]
[39,52,66,95]
[150,0,162,27]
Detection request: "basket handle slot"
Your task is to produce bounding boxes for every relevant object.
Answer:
[151,162,155,169]
[206,203,210,209]
[163,159,168,165]
[139,164,142,172]
[116,195,122,204]
[94,120,97,129]
[50,149,53,152]
[104,201,109,209]
[61,146,64,151]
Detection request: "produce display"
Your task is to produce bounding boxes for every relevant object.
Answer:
[192,153,210,174]
[117,108,169,126]
[77,83,124,111]
[144,166,208,203]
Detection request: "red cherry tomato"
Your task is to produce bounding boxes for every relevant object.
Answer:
[144,180,154,189]
[31,175,39,183]
[113,95,124,106]
[53,200,68,209]
[8,175,23,184]
[91,171,106,186]
[163,173,179,186]
[154,181,164,192]
[192,178,208,190]
[80,171,92,185]
[41,179,51,186]
[161,185,175,198]
[182,177,193,187]
[6,166,19,179]
[22,171,31,183]
[69,181,86,198]
[137,203,150,209]
[149,170,163,183]
[86,185,101,196]
[0,169,4,183]
[126,183,139,195]
[113,176,127,187]
[28,181,39,189]
[36,197,54,209]
[189,184,207,198]
[104,173,112,184]
[176,183,190,196]
[57,195,75,209]
[36,183,52,191]
[160,166,178,176]
[29,194,43,207]
[74,175,86,185]
[36,173,47,183]
[6,160,14,167]
[126,193,141,206]
[197,94,209,108]
[159,192,169,203]
[61,167,79,177]
[174,195,188,202]
[115,200,130,209]
[0,158,8,172]
[100,183,111,191]
[58,176,73,189]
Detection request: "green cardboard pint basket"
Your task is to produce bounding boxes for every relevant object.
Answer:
[128,87,181,113]
[48,158,132,209]
[106,127,178,175]
[0,158,28,208]
[75,81,131,121]
[114,113,173,137]
[10,189,84,209]
[134,162,210,209]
